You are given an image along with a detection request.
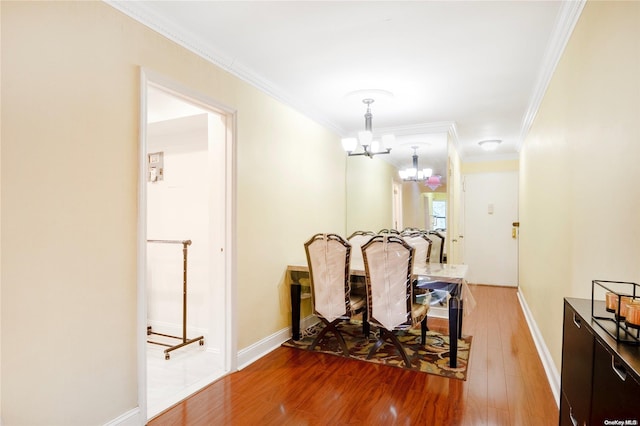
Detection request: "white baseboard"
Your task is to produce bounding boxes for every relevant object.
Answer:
[517,290,561,407]
[237,315,318,370]
[429,305,448,319]
[106,316,316,425]
[104,407,142,426]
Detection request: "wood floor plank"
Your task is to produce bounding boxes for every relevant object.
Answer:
[149,285,559,425]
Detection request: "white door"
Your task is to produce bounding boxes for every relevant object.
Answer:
[463,172,518,286]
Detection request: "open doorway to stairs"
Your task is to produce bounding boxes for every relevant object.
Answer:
[138,70,236,421]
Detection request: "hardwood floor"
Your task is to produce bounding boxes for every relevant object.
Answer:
[149,285,558,425]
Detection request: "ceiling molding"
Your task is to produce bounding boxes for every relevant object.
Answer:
[517,0,586,152]
[374,121,456,139]
[106,0,345,136]
[378,121,460,157]
[108,1,567,161]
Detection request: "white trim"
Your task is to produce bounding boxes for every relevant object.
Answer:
[224,109,239,373]
[517,290,561,407]
[103,408,142,426]
[517,0,586,151]
[237,328,291,370]
[428,306,448,319]
[136,69,149,424]
[138,68,237,422]
[105,1,343,136]
[237,315,318,370]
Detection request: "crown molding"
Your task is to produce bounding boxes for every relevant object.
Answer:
[105,0,345,136]
[375,121,455,137]
[517,0,586,152]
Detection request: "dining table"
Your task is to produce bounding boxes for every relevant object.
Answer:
[286,260,474,368]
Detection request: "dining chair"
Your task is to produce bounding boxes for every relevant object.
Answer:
[402,227,420,233]
[401,232,432,266]
[347,231,375,265]
[435,230,446,263]
[427,231,444,263]
[378,228,400,235]
[361,235,431,367]
[304,233,367,355]
[345,231,374,337]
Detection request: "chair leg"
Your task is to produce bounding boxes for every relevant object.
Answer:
[367,329,411,368]
[386,329,411,367]
[362,309,370,338]
[310,318,349,356]
[309,323,330,351]
[421,315,428,344]
[367,337,386,359]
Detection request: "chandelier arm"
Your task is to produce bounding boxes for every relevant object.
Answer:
[343,98,392,159]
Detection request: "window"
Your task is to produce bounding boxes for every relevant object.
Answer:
[432,200,447,230]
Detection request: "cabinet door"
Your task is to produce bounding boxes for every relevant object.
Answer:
[591,339,640,425]
[560,390,584,426]
[560,303,594,425]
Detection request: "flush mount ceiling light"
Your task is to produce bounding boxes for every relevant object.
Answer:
[398,146,432,181]
[478,139,502,151]
[341,98,394,158]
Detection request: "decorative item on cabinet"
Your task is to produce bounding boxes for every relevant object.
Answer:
[592,280,640,345]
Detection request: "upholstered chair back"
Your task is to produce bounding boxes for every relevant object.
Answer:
[304,233,351,323]
[402,233,432,267]
[347,232,374,268]
[362,235,414,330]
[428,232,443,263]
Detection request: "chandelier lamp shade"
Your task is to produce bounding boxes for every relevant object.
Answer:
[341,98,393,158]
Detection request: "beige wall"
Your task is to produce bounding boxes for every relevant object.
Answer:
[1,2,345,424]
[345,155,396,235]
[462,159,519,174]
[401,182,447,230]
[520,0,640,372]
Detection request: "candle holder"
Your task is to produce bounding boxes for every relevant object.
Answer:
[592,280,640,345]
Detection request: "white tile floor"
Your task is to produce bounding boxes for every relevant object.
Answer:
[146,336,225,419]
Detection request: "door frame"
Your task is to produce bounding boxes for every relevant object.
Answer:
[137,68,237,419]
[392,180,403,231]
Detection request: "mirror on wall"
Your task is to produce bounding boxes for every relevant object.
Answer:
[345,131,449,234]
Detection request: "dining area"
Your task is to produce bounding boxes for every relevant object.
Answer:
[285,228,475,372]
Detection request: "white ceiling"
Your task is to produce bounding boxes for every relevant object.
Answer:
[113,1,581,176]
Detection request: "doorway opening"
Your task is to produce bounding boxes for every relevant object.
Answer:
[138,70,236,420]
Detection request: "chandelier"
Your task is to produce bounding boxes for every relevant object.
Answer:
[398,147,432,181]
[341,98,394,158]
[398,147,442,190]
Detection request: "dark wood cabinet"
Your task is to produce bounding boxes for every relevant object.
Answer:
[590,339,640,425]
[560,303,594,425]
[560,298,640,426]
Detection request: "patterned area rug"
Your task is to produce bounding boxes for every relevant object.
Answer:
[282,321,472,380]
